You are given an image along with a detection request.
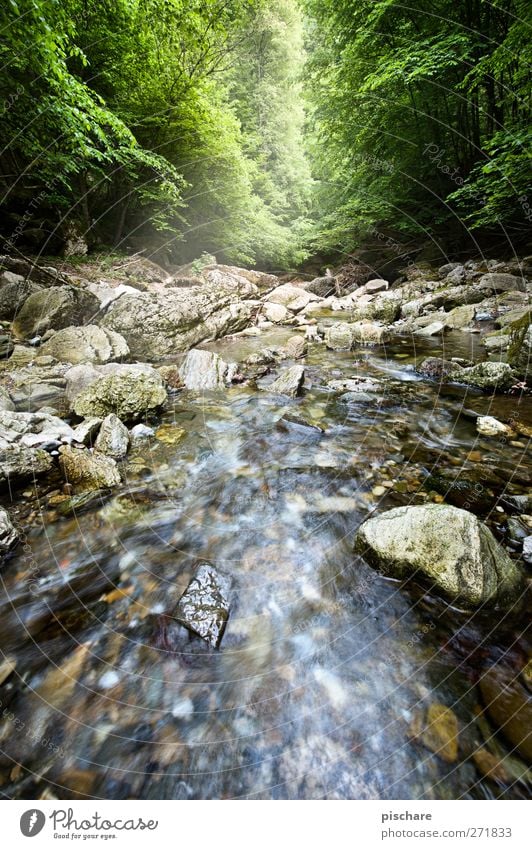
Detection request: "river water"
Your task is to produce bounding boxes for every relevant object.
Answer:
[0,319,530,799]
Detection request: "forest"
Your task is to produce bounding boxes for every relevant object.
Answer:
[1,0,530,269]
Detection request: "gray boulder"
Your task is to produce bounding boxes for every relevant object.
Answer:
[72,369,167,421]
[40,325,129,365]
[459,361,515,390]
[179,348,232,391]
[478,273,526,293]
[59,445,121,492]
[265,365,305,397]
[0,273,42,321]
[0,388,15,412]
[507,319,531,375]
[0,444,53,485]
[94,414,130,460]
[355,504,524,608]
[101,277,256,359]
[324,322,354,350]
[0,410,74,450]
[12,285,99,339]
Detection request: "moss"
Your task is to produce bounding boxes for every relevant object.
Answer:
[507,310,532,371]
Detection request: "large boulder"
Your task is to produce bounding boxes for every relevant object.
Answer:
[65,362,163,404]
[0,273,42,321]
[265,284,318,313]
[12,285,99,339]
[59,445,121,492]
[355,504,524,608]
[40,325,129,365]
[101,285,255,359]
[304,276,336,297]
[265,365,305,397]
[0,410,74,450]
[459,361,516,390]
[324,322,354,350]
[262,302,291,324]
[507,315,531,375]
[478,273,526,293]
[94,414,130,460]
[71,370,167,421]
[179,349,232,390]
[352,292,401,323]
[0,444,54,486]
[351,321,390,345]
[418,357,515,390]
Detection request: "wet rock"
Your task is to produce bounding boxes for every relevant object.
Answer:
[0,387,15,412]
[417,357,463,382]
[72,370,167,421]
[0,410,74,450]
[94,414,130,460]
[483,334,509,353]
[351,321,390,345]
[355,504,524,608]
[56,489,112,517]
[276,413,324,434]
[446,304,476,329]
[265,284,318,313]
[12,285,99,340]
[479,664,532,760]
[59,444,121,492]
[40,325,129,365]
[423,474,496,516]
[329,377,381,393]
[0,443,54,485]
[262,302,291,324]
[478,272,526,293]
[522,535,532,564]
[459,361,515,390]
[352,292,401,323]
[71,417,102,446]
[130,423,155,440]
[0,508,18,557]
[412,702,459,763]
[174,563,231,648]
[415,321,445,337]
[472,749,511,784]
[476,416,512,437]
[507,317,531,375]
[101,278,256,359]
[155,424,186,445]
[324,322,353,350]
[282,335,308,360]
[179,349,232,390]
[265,365,305,397]
[418,357,515,390]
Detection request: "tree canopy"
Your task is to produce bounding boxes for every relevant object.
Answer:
[1,0,530,268]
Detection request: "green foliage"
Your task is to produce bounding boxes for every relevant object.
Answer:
[303,0,532,253]
[0,0,312,268]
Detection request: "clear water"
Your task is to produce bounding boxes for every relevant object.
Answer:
[0,325,530,799]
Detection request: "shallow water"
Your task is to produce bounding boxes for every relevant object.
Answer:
[0,325,530,799]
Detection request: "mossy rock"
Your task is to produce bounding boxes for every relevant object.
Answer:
[507,310,532,375]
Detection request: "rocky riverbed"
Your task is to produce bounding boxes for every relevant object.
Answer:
[0,251,530,799]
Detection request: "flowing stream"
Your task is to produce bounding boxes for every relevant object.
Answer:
[0,318,530,800]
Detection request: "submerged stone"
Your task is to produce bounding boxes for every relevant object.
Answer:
[174,563,231,648]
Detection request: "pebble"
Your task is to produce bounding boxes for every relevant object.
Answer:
[372,485,386,496]
[171,698,194,720]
